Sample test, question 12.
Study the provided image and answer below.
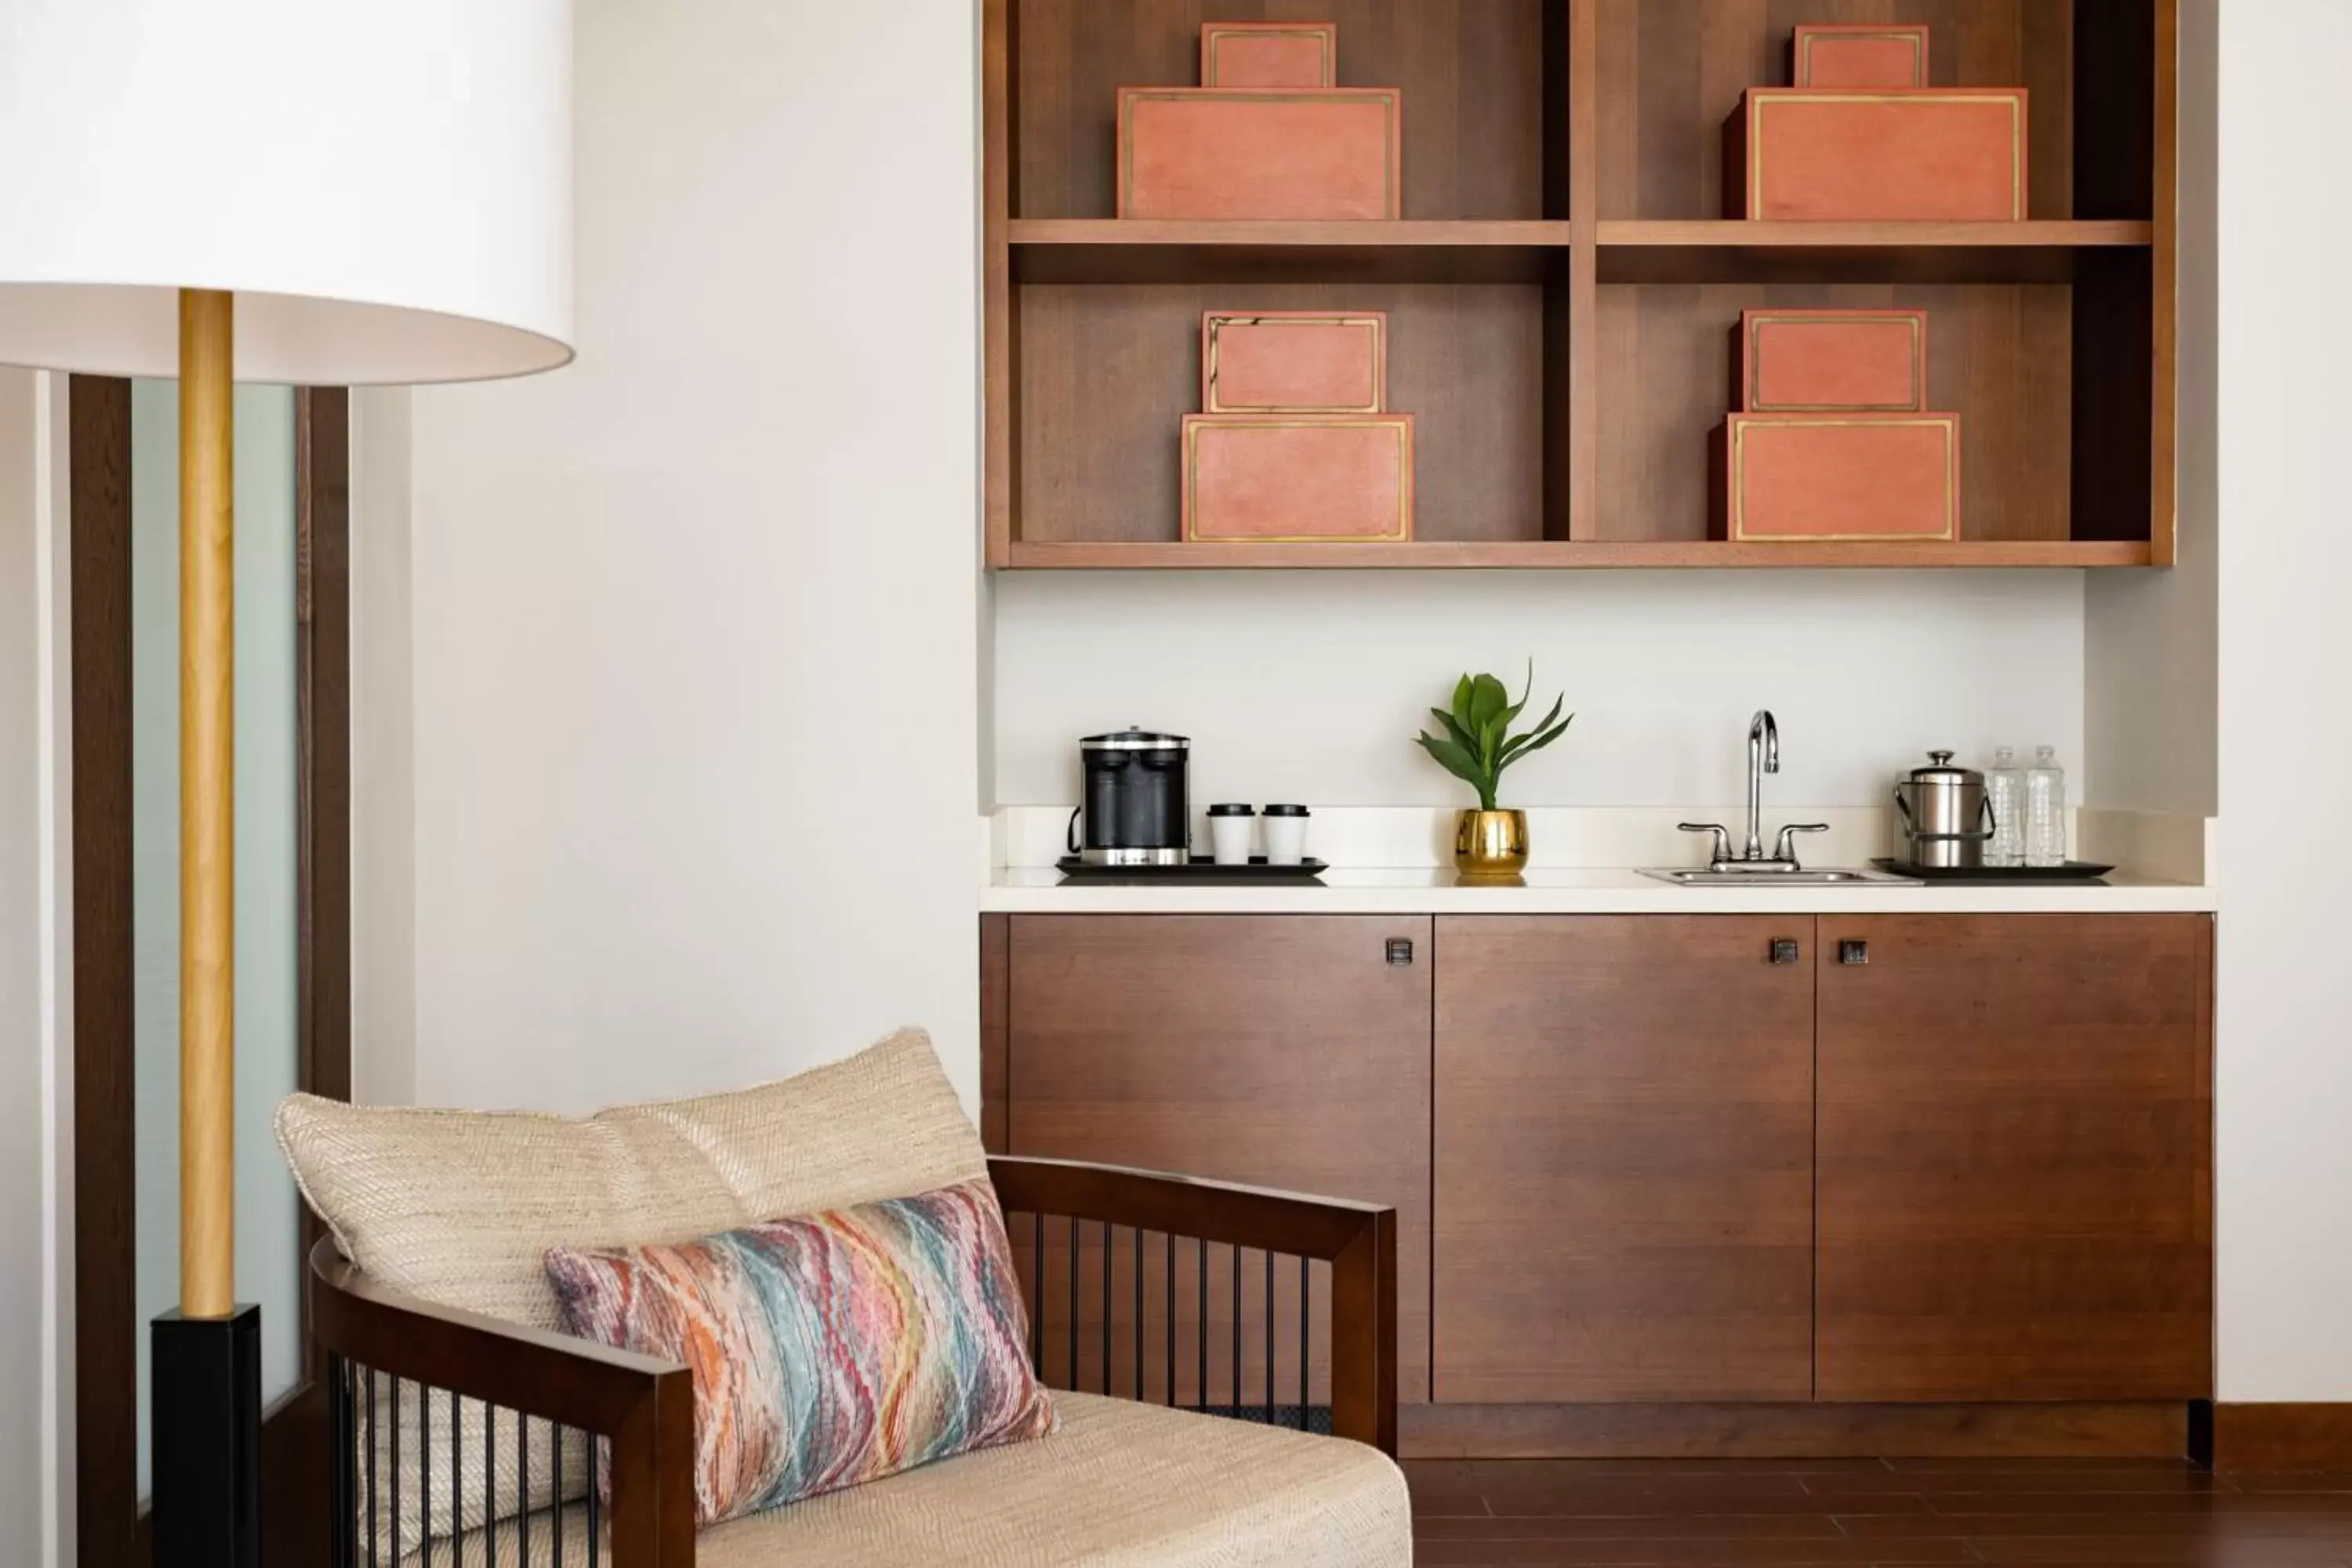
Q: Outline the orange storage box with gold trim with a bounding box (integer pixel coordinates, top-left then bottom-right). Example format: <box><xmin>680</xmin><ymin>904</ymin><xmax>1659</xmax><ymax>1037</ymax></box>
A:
<box><xmin>1790</xmin><ymin>24</ymin><xmax>1930</xmax><ymax>88</ymax></box>
<box><xmin>1201</xmin><ymin>22</ymin><xmax>1339</xmax><ymax>88</ymax></box>
<box><xmin>1714</xmin><ymin>412</ymin><xmax>1959</xmax><ymax>542</ymax></box>
<box><xmin>1725</xmin><ymin>88</ymin><xmax>2027</xmax><ymax>220</ymax></box>
<box><xmin>1203</xmin><ymin>310</ymin><xmax>1387</xmax><ymax>415</ymax></box>
<box><xmin>1734</xmin><ymin>309</ymin><xmax>1928</xmax><ymax>413</ymax></box>
<box><xmin>1181</xmin><ymin>414</ymin><xmax>1414</xmax><ymax>543</ymax></box>
<box><xmin>1118</xmin><ymin>88</ymin><xmax>1403</xmax><ymax>220</ymax></box>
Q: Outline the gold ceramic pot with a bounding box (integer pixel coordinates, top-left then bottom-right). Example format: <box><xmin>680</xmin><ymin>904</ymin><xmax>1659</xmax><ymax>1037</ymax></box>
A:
<box><xmin>1454</xmin><ymin>808</ymin><xmax>1530</xmax><ymax>877</ymax></box>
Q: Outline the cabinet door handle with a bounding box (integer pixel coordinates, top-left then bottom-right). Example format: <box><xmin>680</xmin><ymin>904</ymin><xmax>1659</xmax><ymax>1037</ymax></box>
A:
<box><xmin>1385</xmin><ymin>938</ymin><xmax>1414</xmax><ymax>967</ymax></box>
<box><xmin>1769</xmin><ymin>937</ymin><xmax>1802</xmax><ymax>966</ymax></box>
<box><xmin>1838</xmin><ymin>938</ymin><xmax>1870</xmax><ymax>966</ymax></box>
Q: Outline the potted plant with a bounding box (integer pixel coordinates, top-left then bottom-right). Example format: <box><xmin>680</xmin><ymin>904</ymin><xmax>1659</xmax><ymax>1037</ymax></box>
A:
<box><xmin>1414</xmin><ymin>664</ymin><xmax>1573</xmax><ymax>877</ymax></box>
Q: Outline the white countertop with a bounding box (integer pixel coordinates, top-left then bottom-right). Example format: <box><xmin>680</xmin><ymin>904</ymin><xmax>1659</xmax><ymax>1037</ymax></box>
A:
<box><xmin>982</xmin><ymin>866</ymin><xmax>2217</xmax><ymax>915</ymax></box>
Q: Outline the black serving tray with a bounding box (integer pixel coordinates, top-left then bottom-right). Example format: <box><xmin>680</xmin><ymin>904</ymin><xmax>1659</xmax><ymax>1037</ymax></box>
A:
<box><xmin>1057</xmin><ymin>855</ymin><xmax>1327</xmax><ymax>884</ymax></box>
<box><xmin>1873</xmin><ymin>858</ymin><xmax>2114</xmax><ymax>884</ymax></box>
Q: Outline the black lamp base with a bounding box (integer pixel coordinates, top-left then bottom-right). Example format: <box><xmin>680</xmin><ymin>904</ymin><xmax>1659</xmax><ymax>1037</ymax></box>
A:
<box><xmin>151</xmin><ymin>1305</ymin><xmax>261</xmax><ymax>1568</ymax></box>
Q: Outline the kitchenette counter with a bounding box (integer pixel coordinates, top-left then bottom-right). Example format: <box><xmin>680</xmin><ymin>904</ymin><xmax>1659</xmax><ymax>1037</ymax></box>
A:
<box><xmin>981</xmin><ymin>866</ymin><xmax>2217</xmax><ymax>915</ymax></box>
<box><xmin>984</xmin><ymin>804</ymin><xmax>2217</xmax><ymax>914</ymax></box>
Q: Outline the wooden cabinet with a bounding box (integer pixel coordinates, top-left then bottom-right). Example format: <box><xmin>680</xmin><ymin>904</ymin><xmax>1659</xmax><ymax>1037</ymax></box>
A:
<box><xmin>1814</xmin><ymin>915</ymin><xmax>2213</xmax><ymax>1402</ymax></box>
<box><xmin>1433</xmin><ymin>916</ymin><xmax>1816</xmax><ymax>1402</ymax></box>
<box><xmin>1005</xmin><ymin>914</ymin><xmax>1434</xmax><ymax>1403</ymax></box>
<box><xmin>991</xmin><ymin>909</ymin><xmax>2214</xmax><ymax>1426</ymax></box>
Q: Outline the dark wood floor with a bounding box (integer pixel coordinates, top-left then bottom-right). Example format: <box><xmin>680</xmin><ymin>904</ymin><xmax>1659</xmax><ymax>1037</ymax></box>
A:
<box><xmin>1402</xmin><ymin>1457</ymin><xmax>2352</xmax><ymax>1566</ymax></box>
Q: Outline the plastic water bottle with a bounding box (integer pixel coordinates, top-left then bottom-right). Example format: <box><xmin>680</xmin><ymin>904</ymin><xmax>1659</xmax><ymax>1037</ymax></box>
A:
<box><xmin>1984</xmin><ymin>746</ymin><xmax>2026</xmax><ymax>867</ymax></box>
<box><xmin>2024</xmin><ymin>746</ymin><xmax>2067</xmax><ymax>868</ymax></box>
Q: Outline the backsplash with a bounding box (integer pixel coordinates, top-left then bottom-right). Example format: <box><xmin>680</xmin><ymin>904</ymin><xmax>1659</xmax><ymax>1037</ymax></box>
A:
<box><xmin>992</xmin><ymin>569</ymin><xmax>2087</xmax><ymax>808</ymax></box>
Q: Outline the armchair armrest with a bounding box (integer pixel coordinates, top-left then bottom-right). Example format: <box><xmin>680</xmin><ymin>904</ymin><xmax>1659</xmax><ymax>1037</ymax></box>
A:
<box><xmin>986</xmin><ymin>1156</ymin><xmax>1399</xmax><ymax>1456</ymax></box>
<box><xmin>308</xmin><ymin>1236</ymin><xmax>695</xmax><ymax>1566</ymax></box>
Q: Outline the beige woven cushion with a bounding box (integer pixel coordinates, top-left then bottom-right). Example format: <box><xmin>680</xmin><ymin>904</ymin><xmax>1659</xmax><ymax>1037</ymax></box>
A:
<box><xmin>278</xmin><ymin>1027</ymin><xmax>988</xmax><ymax>1555</ymax></box>
<box><xmin>277</xmin><ymin>1026</ymin><xmax>986</xmax><ymax>1332</ymax></box>
<box><xmin>415</xmin><ymin>1394</ymin><xmax>1412</xmax><ymax>1568</ymax></box>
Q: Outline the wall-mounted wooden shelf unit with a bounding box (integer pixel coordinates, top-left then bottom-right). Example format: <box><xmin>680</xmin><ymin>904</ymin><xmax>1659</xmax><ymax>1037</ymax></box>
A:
<box><xmin>982</xmin><ymin>1</ymin><xmax>2177</xmax><ymax>571</ymax></box>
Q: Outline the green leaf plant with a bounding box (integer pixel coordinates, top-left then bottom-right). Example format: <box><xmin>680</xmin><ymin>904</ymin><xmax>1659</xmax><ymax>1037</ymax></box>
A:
<box><xmin>1413</xmin><ymin>662</ymin><xmax>1574</xmax><ymax>812</ymax></box>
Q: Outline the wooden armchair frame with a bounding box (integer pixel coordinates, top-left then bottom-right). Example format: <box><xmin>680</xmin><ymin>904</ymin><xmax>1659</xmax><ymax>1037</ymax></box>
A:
<box><xmin>308</xmin><ymin>1156</ymin><xmax>1399</xmax><ymax>1567</ymax></box>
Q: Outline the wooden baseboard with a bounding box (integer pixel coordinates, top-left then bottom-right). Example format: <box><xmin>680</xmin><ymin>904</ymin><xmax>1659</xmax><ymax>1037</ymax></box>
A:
<box><xmin>1399</xmin><ymin>1401</ymin><xmax>2191</xmax><ymax>1460</ymax></box>
<box><xmin>2211</xmin><ymin>1403</ymin><xmax>2352</xmax><ymax>1471</ymax></box>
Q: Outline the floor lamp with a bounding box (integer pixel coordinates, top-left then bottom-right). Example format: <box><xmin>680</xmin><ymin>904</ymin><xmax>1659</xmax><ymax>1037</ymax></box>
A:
<box><xmin>0</xmin><ymin>3</ymin><xmax>573</xmax><ymax>1560</ymax></box>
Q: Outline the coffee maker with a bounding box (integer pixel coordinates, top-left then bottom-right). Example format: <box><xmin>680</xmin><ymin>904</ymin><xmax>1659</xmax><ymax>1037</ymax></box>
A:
<box><xmin>1068</xmin><ymin>730</ymin><xmax>1191</xmax><ymax>866</ymax></box>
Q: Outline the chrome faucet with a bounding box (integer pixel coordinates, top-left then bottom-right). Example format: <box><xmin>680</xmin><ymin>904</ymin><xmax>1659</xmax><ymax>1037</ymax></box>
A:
<box><xmin>1678</xmin><ymin>710</ymin><xmax>1830</xmax><ymax>870</ymax></box>
<box><xmin>1745</xmin><ymin>709</ymin><xmax>1777</xmax><ymax>862</ymax></box>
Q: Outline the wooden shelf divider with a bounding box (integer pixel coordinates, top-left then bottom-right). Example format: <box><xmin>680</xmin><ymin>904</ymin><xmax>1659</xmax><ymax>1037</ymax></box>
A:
<box><xmin>1010</xmin><ymin>220</ymin><xmax>1574</xmax><ymax>285</ymax></box>
<box><xmin>1561</xmin><ymin>0</ymin><xmax>1599</xmax><ymax>543</ymax></box>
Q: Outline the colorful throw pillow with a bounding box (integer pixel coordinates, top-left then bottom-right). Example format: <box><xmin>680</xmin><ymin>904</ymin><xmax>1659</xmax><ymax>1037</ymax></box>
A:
<box><xmin>544</xmin><ymin>1178</ymin><xmax>1054</xmax><ymax>1525</ymax></box>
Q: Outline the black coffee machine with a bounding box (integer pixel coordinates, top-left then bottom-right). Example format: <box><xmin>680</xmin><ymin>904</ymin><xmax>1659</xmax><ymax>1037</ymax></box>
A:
<box><xmin>1068</xmin><ymin>730</ymin><xmax>1190</xmax><ymax>866</ymax></box>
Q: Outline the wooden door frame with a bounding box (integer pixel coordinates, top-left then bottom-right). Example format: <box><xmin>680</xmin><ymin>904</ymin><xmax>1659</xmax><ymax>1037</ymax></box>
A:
<box><xmin>70</xmin><ymin>373</ymin><xmax>136</xmax><ymax>1568</ymax></box>
<box><xmin>70</xmin><ymin>379</ymin><xmax>350</xmax><ymax>1566</ymax></box>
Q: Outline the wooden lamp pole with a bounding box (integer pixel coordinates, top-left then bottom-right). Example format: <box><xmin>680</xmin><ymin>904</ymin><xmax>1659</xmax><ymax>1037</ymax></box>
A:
<box><xmin>149</xmin><ymin>288</ymin><xmax>264</xmax><ymax>1564</ymax></box>
<box><xmin>179</xmin><ymin>289</ymin><xmax>237</xmax><ymax>1323</ymax></box>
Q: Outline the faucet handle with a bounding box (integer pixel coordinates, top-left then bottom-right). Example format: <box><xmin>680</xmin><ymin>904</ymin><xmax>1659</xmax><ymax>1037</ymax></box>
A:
<box><xmin>1772</xmin><ymin>822</ymin><xmax>1831</xmax><ymax>867</ymax></box>
<box><xmin>1678</xmin><ymin>822</ymin><xmax>1734</xmax><ymax>867</ymax></box>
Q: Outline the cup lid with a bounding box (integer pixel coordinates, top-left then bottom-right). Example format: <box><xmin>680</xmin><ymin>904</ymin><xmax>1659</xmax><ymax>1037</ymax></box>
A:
<box><xmin>1262</xmin><ymin>803</ymin><xmax>1310</xmax><ymax>817</ymax></box>
<box><xmin>1207</xmin><ymin>803</ymin><xmax>1256</xmax><ymax>816</ymax></box>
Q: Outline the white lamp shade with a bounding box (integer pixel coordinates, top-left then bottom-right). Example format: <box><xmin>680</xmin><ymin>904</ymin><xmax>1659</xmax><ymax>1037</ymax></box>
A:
<box><xmin>0</xmin><ymin>0</ymin><xmax>572</xmax><ymax>384</ymax></box>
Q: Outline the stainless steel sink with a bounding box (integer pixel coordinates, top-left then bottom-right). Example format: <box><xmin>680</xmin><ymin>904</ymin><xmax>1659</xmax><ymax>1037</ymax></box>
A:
<box><xmin>1638</xmin><ymin>866</ymin><xmax>1922</xmax><ymax>887</ymax></box>
<box><xmin>1650</xmin><ymin>712</ymin><xmax>1923</xmax><ymax>887</ymax></box>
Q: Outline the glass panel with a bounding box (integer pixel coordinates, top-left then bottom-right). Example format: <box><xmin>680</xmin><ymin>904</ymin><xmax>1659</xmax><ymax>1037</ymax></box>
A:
<box><xmin>130</xmin><ymin>379</ymin><xmax>303</xmax><ymax>1501</ymax></box>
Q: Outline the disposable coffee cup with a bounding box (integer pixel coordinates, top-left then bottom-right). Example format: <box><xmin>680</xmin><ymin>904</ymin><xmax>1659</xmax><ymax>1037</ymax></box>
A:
<box><xmin>1207</xmin><ymin>804</ymin><xmax>1257</xmax><ymax>866</ymax></box>
<box><xmin>1262</xmin><ymin>804</ymin><xmax>1310</xmax><ymax>866</ymax></box>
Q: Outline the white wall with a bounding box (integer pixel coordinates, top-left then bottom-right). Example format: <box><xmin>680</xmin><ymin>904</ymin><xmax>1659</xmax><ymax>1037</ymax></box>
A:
<box><xmin>0</xmin><ymin>368</ymin><xmax>49</xmax><ymax>1566</ymax></box>
<box><xmin>1</xmin><ymin>370</ymin><xmax>74</xmax><ymax>1565</ymax></box>
<box><xmin>397</xmin><ymin>0</ymin><xmax>983</xmax><ymax>1114</ymax></box>
<box><xmin>351</xmin><ymin>388</ymin><xmax>417</xmax><ymax>1107</ymax></box>
<box><xmin>358</xmin><ymin>0</ymin><xmax>2352</xmax><ymax>1413</ymax></box>
<box><xmin>2085</xmin><ymin>2</ymin><xmax>2219</xmax><ymax>821</ymax></box>
<box><xmin>996</xmin><ymin>570</ymin><xmax>2085</xmax><ymax>810</ymax></box>
<box><xmin>2212</xmin><ymin>0</ymin><xmax>2352</xmax><ymax>1401</ymax></box>
<box><xmin>37</xmin><ymin>375</ymin><xmax>71</xmax><ymax>1568</ymax></box>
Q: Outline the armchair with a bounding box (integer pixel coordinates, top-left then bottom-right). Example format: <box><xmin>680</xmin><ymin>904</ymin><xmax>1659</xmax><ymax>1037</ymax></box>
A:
<box><xmin>307</xmin><ymin>1153</ymin><xmax>1399</xmax><ymax>1566</ymax></box>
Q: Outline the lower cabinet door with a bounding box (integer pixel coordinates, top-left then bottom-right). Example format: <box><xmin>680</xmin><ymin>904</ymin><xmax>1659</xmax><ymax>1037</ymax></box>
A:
<box><xmin>1814</xmin><ymin>914</ymin><xmax>2214</xmax><ymax>1402</ymax></box>
<box><xmin>1433</xmin><ymin>916</ymin><xmax>1817</xmax><ymax>1403</ymax></box>
<box><xmin>1006</xmin><ymin>914</ymin><xmax>1434</xmax><ymax>1404</ymax></box>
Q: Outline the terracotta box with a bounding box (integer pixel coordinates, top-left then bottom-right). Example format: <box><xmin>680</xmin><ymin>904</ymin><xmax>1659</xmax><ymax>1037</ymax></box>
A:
<box><xmin>1790</xmin><ymin>24</ymin><xmax>1930</xmax><ymax>88</ymax></box>
<box><xmin>1119</xmin><ymin>88</ymin><xmax>1403</xmax><ymax>220</ymax></box>
<box><xmin>1715</xmin><ymin>412</ymin><xmax>1959</xmax><ymax>542</ymax></box>
<box><xmin>1201</xmin><ymin>22</ymin><xmax>1339</xmax><ymax>88</ymax></box>
<box><xmin>1734</xmin><ymin>309</ymin><xmax>1928</xmax><ymax>413</ymax></box>
<box><xmin>1181</xmin><ymin>414</ymin><xmax>1415</xmax><ymax>543</ymax></box>
<box><xmin>1725</xmin><ymin>89</ymin><xmax>2027</xmax><ymax>221</ymax></box>
<box><xmin>1203</xmin><ymin>310</ymin><xmax>1387</xmax><ymax>414</ymax></box>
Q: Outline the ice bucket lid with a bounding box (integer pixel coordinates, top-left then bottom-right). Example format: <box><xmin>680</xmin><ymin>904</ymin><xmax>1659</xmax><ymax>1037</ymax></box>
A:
<box><xmin>1082</xmin><ymin>730</ymin><xmax>1190</xmax><ymax>752</ymax></box>
<box><xmin>1903</xmin><ymin>749</ymin><xmax>1981</xmax><ymax>786</ymax></box>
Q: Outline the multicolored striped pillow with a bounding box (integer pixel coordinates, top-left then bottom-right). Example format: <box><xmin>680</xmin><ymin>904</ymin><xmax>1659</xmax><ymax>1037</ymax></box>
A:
<box><xmin>544</xmin><ymin>1178</ymin><xmax>1054</xmax><ymax>1524</ymax></box>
